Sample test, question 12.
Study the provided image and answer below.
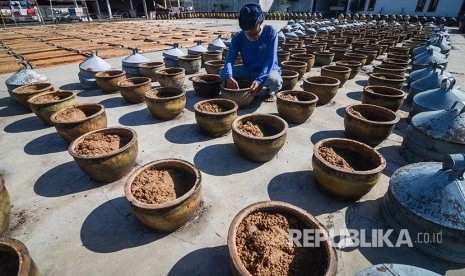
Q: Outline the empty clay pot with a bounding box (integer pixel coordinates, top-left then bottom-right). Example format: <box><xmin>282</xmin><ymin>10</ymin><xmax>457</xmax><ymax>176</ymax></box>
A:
<box><xmin>314</xmin><ymin>51</ymin><xmax>335</xmax><ymax>66</ymax></box>
<box><xmin>343</xmin><ymin>53</ymin><xmax>367</xmax><ymax>66</ymax></box>
<box><xmin>382</xmin><ymin>58</ymin><xmax>409</xmax><ymax>68</ymax></box>
<box><xmin>178</xmin><ymin>55</ymin><xmax>201</xmax><ymax>75</ymax></box>
<box><xmin>368</xmin><ymin>73</ymin><xmax>406</xmax><ymax>89</ymax></box>
<box><xmin>280</xmin><ymin>70</ymin><xmax>299</xmax><ymax>91</ymax></box>
<box><xmin>321</xmin><ymin>65</ymin><xmax>351</xmax><ymax>87</ymax></box>
<box><xmin>192</xmin><ymin>74</ymin><xmax>222</xmax><ymax>97</ymax></box>
<box><xmin>28</xmin><ymin>91</ymin><xmax>78</xmax><ymax>126</ymax></box>
<box><xmin>387</xmin><ymin>52</ymin><xmax>410</xmax><ymax>62</ymax></box>
<box><xmin>117</xmin><ymin>77</ymin><xmax>152</xmax><ymax>104</ymax></box>
<box><xmin>145</xmin><ymin>87</ymin><xmax>186</xmax><ymax>120</ymax></box>
<box><xmin>124</xmin><ymin>159</ymin><xmax>201</xmax><ymax>232</ymax></box>
<box><xmin>155</xmin><ymin>67</ymin><xmax>185</xmax><ymax>89</ymax></box>
<box><xmin>68</xmin><ymin>127</ymin><xmax>138</xmax><ymax>182</ymax></box>
<box><xmin>0</xmin><ymin>238</ymin><xmax>40</xmax><ymax>275</ymax></box>
<box><xmin>194</xmin><ymin>99</ymin><xmax>238</xmax><ymax>136</ymax></box>
<box><xmin>0</xmin><ymin>176</ymin><xmax>11</xmax><ymax>237</ymax></box>
<box><xmin>276</xmin><ymin>90</ymin><xmax>318</xmax><ymax>124</ymax></box>
<box><xmin>362</xmin><ymin>85</ymin><xmax>405</xmax><ymax>112</ymax></box>
<box><xmin>281</xmin><ymin>42</ymin><xmax>298</xmax><ymax>51</ymax></box>
<box><xmin>204</xmin><ymin>60</ymin><xmax>224</xmax><ymax>75</ymax></box>
<box><xmin>303</xmin><ymin>76</ymin><xmax>340</xmax><ymax>105</ymax></box>
<box><xmin>329</xmin><ymin>47</ymin><xmax>349</xmax><ymax>61</ymax></box>
<box><xmin>12</xmin><ymin>82</ymin><xmax>54</xmax><ymax>111</ymax></box>
<box><xmin>232</xmin><ymin>113</ymin><xmax>288</xmax><ymax>162</ymax></box>
<box><xmin>388</xmin><ymin>46</ymin><xmax>410</xmax><ymax>55</ymax></box>
<box><xmin>202</xmin><ymin>51</ymin><xmax>222</xmax><ymax>63</ymax></box>
<box><xmin>290</xmin><ymin>53</ymin><xmax>315</xmax><ymax>72</ymax></box>
<box><xmin>95</xmin><ymin>69</ymin><xmax>126</xmax><ymax>93</ymax></box>
<box><xmin>336</xmin><ymin>61</ymin><xmax>362</xmax><ymax>79</ymax></box>
<box><xmin>281</xmin><ymin>60</ymin><xmax>307</xmax><ymax>80</ymax></box>
<box><xmin>373</xmin><ymin>64</ymin><xmax>406</xmax><ymax>76</ymax></box>
<box><xmin>289</xmin><ymin>48</ymin><xmax>307</xmax><ymax>56</ymax></box>
<box><xmin>277</xmin><ymin>50</ymin><xmax>291</xmax><ymax>64</ymax></box>
<box><xmin>51</xmin><ymin>103</ymin><xmax>107</xmax><ymax>143</ymax></box>
<box><xmin>220</xmin><ymin>80</ymin><xmax>254</xmax><ymax>109</ymax></box>
<box><xmin>354</xmin><ymin>49</ymin><xmax>377</xmax><ymax>65</ymax></box>
<box><xmin>139</xmin><ymin>62</ymin><xmax>165</xmax><ymax>82</ymax></box>
<box><xmin>306</xmin><ymin>44</ymin><xmax>325</xmax><ymax>54</ymax></box>
<box><xmin>313</xmin><ymin>138</ymin><xmax>386</xmax><ymax>200</ymax></box>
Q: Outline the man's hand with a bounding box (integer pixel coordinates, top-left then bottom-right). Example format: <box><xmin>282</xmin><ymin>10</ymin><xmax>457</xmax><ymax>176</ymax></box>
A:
<box><xmin>250</xmin><ymin>81</ymin><xmax>260</xmax><ymax>95</ymax></box>
<box><xmin>226</xmin><ymin>77</ymin><xmax>239</xmax><ymax>89</ymax></box>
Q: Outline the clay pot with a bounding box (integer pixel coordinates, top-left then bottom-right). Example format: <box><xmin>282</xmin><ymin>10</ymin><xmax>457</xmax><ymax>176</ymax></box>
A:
<box><xmin>51</xmin><ymin>103</ymin><xmax>107</xmax><ymax>143</ymax></box>
<box><xmin>312</xmin><ymin>138</ymin><xmax>386</xmax><ymax>200</ymax></box>
<box><xmin>194</xmin><ymin>99</ymin><xmax>238</xmax><ymax>136</ymax></box>
<box><xmin>305</xmin><ymin>44</ymin><xmax>324</xmax><ymax>54</ymax></box>
<box><xmin>280</xmin><ymin>70</ymin><xmax>299</xmax><ymax>91</ymax></box>
<box><xmin>321</xmin><ymin>65</ymin><xmax>351</xmax><ymax>87</ymax></box>
<box><xmin>204</xmin><ymin>60</ymin><xmax>224</xmax><ymax>75</ymax></box>
<box><xmin>28</xmin><ymin>91</ymin><xmax>77</xmax><ymax>126</ymax></box>
<box><xmin>139</xmin><ymin>62</ymin><xmax>165</xmax><ymax>82</ymax></box>
<box><xmin>0</xmin><ymin>176</ymin><xmax>11</xmax><ymax>237</ymax></box>
<box><xmin>124</xmin><ymin>159</ymin><xmax>201</xmax><ymax>232</ymax></box>
<box><xmin>202</xmin><ymin>51</ymin><xmax>222</xmax><ymax>63</ymax></box>
<box><xmin>12</xmin><ymin>83</ymin><xmax>54</xmax><ymax>111</ymax></box>
<box><xmin>69</xmin><ymin>127</ymin><xmax>138</xmax><ymax>183</ymax></box>
<box><xmin>155</xmin><ymin>67</ymin><xmax>185</xmax><ymax>89</ymax></box>
<box><xmin>192</xmin><ymin>74</ymin><xmax>222</xmax><ymax>98</ymax></box>
<box><xmin>362</xmin><ymin>85</ymin><xmax>405</xmax><ymax>112</ymax></box>
<box><xmin>0</xmin><ymin>238</ymin><xmax>40</xmax><ymax>275</ymax></box>
<box><xmin>329</xmin><ymin>47</ymin><xmax>349</xmax><ymax>61</ymax></box>
<box><xmin>336</xmin><ymin>61</ymin><xmax>362</xmax><ymax>79</ymax></box>
<box><xmin>314</xmin><ymin>51</ymin><xmax>335</xmax><ymax>66</ymax></box>
<box><xmin>382</xmin><ymin>58</ymin><xmax>409</xmax><ymax>68</ymax></box>
<box><xmin>368</xmin><ymin>73</ymin><xmax>406</xmax><ymax>89</ymax></box>
<box><xmin>281</xmin><ymin>42</ymin><xmax>298</xmax><ymax>51</ymax></box>
<box><xmin>343</xmin><ymin>53</ymin><xmax>367</xmax><ymax>66</ymax></box>
<box><xmin>290</xmin><ymin>53</ymin><xmax>315</xmax><ymax>72</ymax></box>
<box><xmin>388</xmin><ymin>46</ymin><xmax>410</xmax><ymax>55</ymax></box>
<box><xmin>117</xmin><ymin>77</ymin><xmax>152</xmax><ymax>104</ymax></box>
<box><xmin>232</xmin><ymin>113</ymin><xmax>288</xmax><ymax>162</ymax></box>
<box><xmin>145</xmin><ymin>87</ymin><xmax>186</xmax><ymax>120</ymax></box>
<box><xmin>354</xmin><ymin>49</ymin><xmax>377</xmax><ymax>65</ymax></box>
<box><xmin>281</xmin><ymin>60</ymin><xmax>307</xmax><ymax>80</ymax></box>
<box><xmin>303</xmin><ymin>76</ymin><xmax>340</xmax><ymax>105</ymax></box>
<box><xmin>373</xmin><ymin>64</ymin><xmax>406</xmax><ymax>76</ymax></box>
<box><xmin>276</xmin><ymin>90</ymin><xmax>318</xmax><ymax>124</ymax></box>
<box><xmin>277</xmin><ymin>50</ymin><xmax>290</xmax><ymax>64</ymax></box>
<box><xmin>95</xmin><ymin>70</ymin><xmax>126</xmax><ymax>93</ymax></box>
<box><xmin>387</xmin><ymin>52</ymin><xmax>410</xmax><ymax>62</ymax></box>
<box><xmin>228</xmin><ymin>201</ymin><xmax>337</xmax><ymax>276</ymax></box>
<box><xmin>220</xmin><ymin>80</ymin><xmax>254</xmax><ymax>109</ymax></box>
<box><xmin>363</xmin><ymin>44</ymin><xmax>383</xmax><ymax>57</ymax></box>
<box><xmin>289</xmin><ymin>48</ymin><xmax>307</xmax><ymax>56</ymax></box>
<box><xmin>178</xmin><ymin>55</ymin><xmax>201</xmax><ymax>74</ymax></box>
<box><xmin>352</xmin><ymin>39</ymin><xmax>370</xmax><ymax>50</ymax></box>
<box><xmin>288</xmin><ymin>39</ymin><xmax>304</xmax><ymax>48</ymax></box>
<box><xmin>344</xmin><ymin>104</ymin><xmax>400</xmax><ymax>147</ymax></box>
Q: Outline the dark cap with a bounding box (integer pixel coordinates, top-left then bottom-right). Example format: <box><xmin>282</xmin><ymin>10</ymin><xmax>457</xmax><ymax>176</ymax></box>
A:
<box><xmin>238</xmin><ymin>3</ymin><xmax>265</xmax><ymax>31</ymax></box>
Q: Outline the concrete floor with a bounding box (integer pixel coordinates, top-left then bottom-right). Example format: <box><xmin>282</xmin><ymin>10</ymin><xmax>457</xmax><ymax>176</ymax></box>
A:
<box><xmin>1</xmin><ymin>19</ymin><xmax>465</xmax><ymax>275</ymax></box>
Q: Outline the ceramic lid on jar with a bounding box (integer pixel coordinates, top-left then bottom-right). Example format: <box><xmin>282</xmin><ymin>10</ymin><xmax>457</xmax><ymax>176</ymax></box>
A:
<box><xmin>163</xmin><ymin>43</ymin><xmax>185</xmax><ymax>60</ymax></box>
<box><xmin>413</xmin><ymin>47</ymin><xmax>448</xmax><ymax>67</ymax></box>
<box><xmin>284</xmin><ymin>32</ymin><xmax>298</xmax><ymax>39</ymax></box>
<box><xmin>305</xmin><ymin>28</ymin><xmax>317</xmax><ymax>35</ymax></box>
<box><xmin>411</xmin><ymin>70</ymin><xmax>447</xmax><ymax>93</ymax></box>
<box><xmin>413</xmin><ymin>78</ymin><xmax>465</xmax><ymax>113</ymax></box>
<box><xmin>277</xmin><ymin>31</ymin><xmax>286</xmax><ymax>41</ymax></box>
<box><xmin>122</xmin><ymin>48</ymin><xmax>150</xmax><ymax>64</ymax></box>
<box><xmin>79</xmin><ymin>52</ymin><xmax>111</xmax><ymax>72</ymax></box>
<box><xmin>413</xmin><ymin>43</ymin><xmax>442</xmax><ymax>56</ymax></box>
<box><xmin>431</xmin><ymin>37</ymin><xmax>452</xmax><ymax>53</ymax></box>
<box><xmin>187</xmin><ymin>41</ymin><xmax>208</xmax><ymax>55</ymax></box>
<box><xmin>410</xmin><ymin>62</ymin><xmax>452</xmax><ymax>82</ymax></box>
<box><xmin>287</xmin><ymin>20</ymin><xmax>295</xmax><ymax>25</ymax></box>
<box><xmin>297</xmin><ymin>19</ymin><xmax>305</xmax><ymax>24</ymax></box>
<box><xmin>209</xmin><ymin>35</ymin><xmax>226</xmax><ymax>49</ymax></box>
<box><xmin>282</xmin><ymin>25</ymin><xmax>292</xmax><ymax>33</ymax></box>
<box><xmin>294</xmin><ymin>30</ymin><xmax>305</xmax><ymax>37</ymax></box>
<box><xmin>5</xmin><ymin>61</ymin><xmax>48</xmax><ymax>87</ymax></box>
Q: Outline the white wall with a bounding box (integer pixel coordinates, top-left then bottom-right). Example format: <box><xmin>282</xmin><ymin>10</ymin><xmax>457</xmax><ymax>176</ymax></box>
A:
<box><xmin>369</xmin><ymin>0</ymin><xmax>463</xmax><ymax>17</ymax></box>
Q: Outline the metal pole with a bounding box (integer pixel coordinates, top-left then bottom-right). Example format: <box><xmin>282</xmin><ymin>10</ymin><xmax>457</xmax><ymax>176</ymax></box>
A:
<box><xmin>105</xmin><ymin>0</ymin><xmax>112</xmax><ymax>19</ymax></box>
<box><xmin>142</xmin><ymin>0</ymin><xmax>148</xmax><ymax>18</ymax></box>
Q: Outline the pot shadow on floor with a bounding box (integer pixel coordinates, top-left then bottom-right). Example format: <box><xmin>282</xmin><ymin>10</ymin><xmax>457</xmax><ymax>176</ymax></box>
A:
<box><xmin>80</xmin><ymin>196</ymin><xmax>167</xmax><ymax>253</ymax></box>
<box><xmin>399</xmin><ymin>100</ymin><xmax>412</xmax><ymax>113</ymax></box>
<box><xmin>0</xmin><ymin>97</ymin><xmax>13</xmax><ymax>107</ymax></box>
<box><xmin>0</xmin><ymin>104</ymin><xmax>28</xmax><ymax>117</ymax></box>
<box><xmin>4</xmin><ymin>115</ymin><xmax>49</xmax><ymax>133</ymax></box>
<box><xmin>346</xmin><ymin>91</ymin><xmax>362</xmax><ymax>101</ymax></box>
<box><xmin>310</xmin><ymin>129</ymin><xmax>345</xmax><ymax>145</ymax></box>
<box><xmin>24</xmin><ymin>132</ymin><xmax>67</xmax><ymax>155</ymax></box>
<box><xmin>344</xmin><ymin>198</ymin><xmax>465</xmax><ymax>274</ymax></box>
<box><xmin>185</xmin><ymin>89</ymin><xmax>205</xmax><ymax>113</ymax></box>
<box><xmin>59</xmin><ymin>83</ymin><xmax>83</xmax><ymax>91</ymax></box>
<box><xmin>77</xmin><ymin>88</ymin><xmax>102</xmax><ymax>98</ymax></box>
<box><xmin>118</xmin><ymin>108</ymin><xmax>163</xmax><ymax>126</ymax></box>
<box><xmin>98</xmin><ymin>96</ymin><xmax>131</xmax><ymax>109</ymax></box>
<box><xmin>267</xmin><ymin>171</ymin><xmax>348</xmax><ymax>216</ymax></box>
<box><xmin>34</xmin><ymin>161</ymin><xmax>100</xmax><ymax>197</ymax></box>
<box><xmin>335</xmin><ymin>107</ymin><xmax>346</xmax><ymax>118</ymax></box>
<box><xmin>377</xmin><ymin>145</ymin><xmax>407</xmax><ymax>177</ymax></box>
<box><xmin>165</xmin><ymin>123</ymin><xmax>215</xmax><ymax>144</ymax></box>
<box><xmin>167</xmin><ymin>245</ymin><xmax>231</xmax><ymax>276</ymax></box>
<box><xmin>193</xmin><ymin>143</ymin><xmax>263</xmax><ymax>176</ymax></box>
<box><xmin>355</xmin><ymin>80</ymin><xmax>368</xmax><ymax>87</ymax></box>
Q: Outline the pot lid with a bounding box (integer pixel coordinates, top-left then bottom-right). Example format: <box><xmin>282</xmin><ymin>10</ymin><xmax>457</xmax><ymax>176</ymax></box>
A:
<box><xmin>294</xmin><ymin>30</ymin><xmax>305</xmax><ymax>37</ymax></box>
<box><xmin>355</xmin><ymin>264</ymin><xmax>440</xmax><ymax>276</ymax></box>
<box><xmin>208</xmin><ymin>35</ymin><xmax>226</xmax><ymax>49</ymax></box>
<box><xmin>284</xmin><ymin>32</ymin><xmax>298</xmax><ymax>39</ymax></box>
<box><xmin>410</xmin><ymin>69</ymin><xmax>447</xmax><ymax>93</ymax></box>
<box><xmin>224</xmin><ymin>36</ymin><xmax>233</xmax><ymax>46</ymax></box>
<box><xmin>389</xmin><ymin>153</ymin><xmax>465</xmax><ymax>231</ymax></box>
<box><xmin>187</xmin><ymin>41</ymin><xmax>208</xmax><ymax>55</ymax></box>
<box><xmin>282</xmin><ymin>25</ymin><xmax>292</xmax><ymax>33</ymax></box>
<box><xmin>162</xmin><ymin>43</ymin><xmax>185</xmax><ymax>60</ymax></box>
<box><xmin>287</xmin><ymin>20</ymin><xmax>294</xmax><ymax>25</ymax></box>
<box><xmin>412</xmin><ymin>43</ymin><xmax>441</xmax><ymax>56</ymax></box>
<box><xmin>413</xmin><ymin>78</ymin><xmax>465</xmax><ymax>113</ymax></box>
<box><xmin>412</xmin><ymin>47</ymin><xmax>448</xmax><ymax>67</ymax></box>
<box><xmin>122</xmin><ymin>48</ymin><xmax>150</xmax><ymax>64</ymax></box>
<box><xmin>79</xmin><ymin>51</ymin><xmax>111</xmax><ymax>72</ymax></box>
<box><xmin>297</xmin><ymin>19</ymin><xmax>305</xmax><ymax>24</ymax></box>
<box><xmin>430</xmin><ymin>37</ymin><xmax>452</xmax><ymax>53</ymax></box>
<box><xmin>5</xmin><ymin>61</ymin><xmax>48</xmax><ymax>87</ymax></box>
<box><xmin>277</xmin><ymin>31</ymin><xmax>286</xmax><ymax>41</ymax></box>
<box><xmin>410</xmin><ymin>62</ymin><xmax>452</xmax><ymax>82</ymax></box>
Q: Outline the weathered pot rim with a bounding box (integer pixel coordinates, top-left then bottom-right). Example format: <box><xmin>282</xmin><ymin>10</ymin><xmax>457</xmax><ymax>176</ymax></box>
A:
<box><xmin>343</xmin><ymin>53</ymin><xmax>368</xmax><ymax>58</ymax></box>
<box><xmin>355</xmin><ymin>49</ymin><xmax>378</xmax><ymax>54</ymax></box>
<box><xmin>277</xmin><ymin>50</ymin><xmax>290</xmax><ymax>55</ymax></box>
<box><xmin>221</xmin><ymin>79</ymin><xmax>253</xmax><ymax>93</ymax></box>
<box><xmin>329</xmin><ymin>47</ymin><xmax>348</xmax><ymax>51</ymax></box>
<box><xmin>277</xmin><ymin>90</ymin><xmax>319</xmax><ymax>104</ymax></box>
<box><xmin>139</xmin><ymin>61</ymin><xmax>164</xmax><ymax>68</ymax></box>
<box><xmin>117</xmin><ymin>77</ymin><xmax>151</xmax><ymax>88</ymax></box>
<box><xmin>374</xmin><ymin>64</ymin><xmax>406</xmax><ymax>70</ymax></box>
<box><xmin>124</xmin><ymin>158</ymin><xmax>201</xmax><ymax>209</ymax></box>
<box><xmin>314</xmin><ymin>138</ymin><xmax>386</xmax><ymax>174</ymax></box>
<box><xmin>232</xmin><ymin>113</ymin><xmax>288</xmax><ymax>141</ymax></box>
<box><xmin>0</xmin><ymin>238</ymin><xmax>33</xmax><ymax>275</ymax></box>
<box><xmin>95</xmin><ymin>70</ymin><xmax>125</xmax><ymax>78</ymax></box>
<box><xmin>322</xmin><ymin>65</ymin><xmax>351</xmax><ymax>73</ymax></box>
<box><xmin>68</xmin><ymin>126</ymin><xmax>137</xmax><ymax>159</ymax></box>
<box><xmin>155</xmin><ymin>67</ymin><xmax>185</xmax><ymax>76</ymax></box>
<box><xmin>191</xmin><ymin>74</ymin><xmax>222</xmax><ymax>84</ymax></box>
<box><xmin>383</xmin><ymin>58</ymin><xmax>409</xmax><ymax>65</ymax></box>
<box><xmin>12</xmin><ymin>82</ymin><xmax>53</xmax><ymax>95</ymax></box>
<box><xmin>194</xmin><ymin>98</ymin><xmax>238</xmax><ymax>115</ymax></box>
<box><xmin>370</xmin><ymin>73</ymin><xmax>406</xmax><ymax>82</ymax></box>
<box><xmin>314</xmin><ymin>51</ymin><xmax>335</xmax><ymax>56</ymax></box>
<box><xmin>145</xmin><ymin>87</ymin><xmax>186</xmax><ymax>100</ymax></box>
<box><xmin>281</xmin><ymin>70</ymin><xmax>299</xmax><ymax>78</ymax></box>
<box><xmin>304</xmin><ymin>76</ymin><xmax>341</xmax><ymax>86</ymax></box>
<box><xmin>204</xmin><ymin>60</ymin><xmax>225</xmax><ymax>66</ymax></box>
<box><xmin>51</xmin><ymin>103</ymin><xmax>105</xmax><ymax>125</ymax></box>
<box><xmin>227</xmin><ymin>201</ymin><xmax>337</xmax><ymax>276</ymax></box>
<box><xmin>363</xmin><ymin>86</ymin><xmax>405</xmax><ymax>98</ymax></box>
<box><xmin>290</xmin><ymin>53</ymin><xmax>315</xmax><ymax>59</ymax></box>
<box><xmin>336</xmin><ymin>61</ymin><xmax>362</xmax><ymax>67</ymax></box>
<box><xmin>178</xmin><ymin>55</ymin><xmax>202</xmax><ymax>61</ymax></box>
<box><xmin>203</xmin><ymin>51</ymin><xmax>222</xmax><ymax>55</ymax></box>
<box><xmin>27</xmin><ymin>90</ymin><xmax>74</xmax><ymax>106</ymax></box>
<box><xmin>281</xmin><ymin>60</ymin><xmax>307</xmax><ymax>67</ymax></box>
<box><xmin>345</xmin><ymin>103</ymin><xmax>400</xmax><ymax>124</ymax></box>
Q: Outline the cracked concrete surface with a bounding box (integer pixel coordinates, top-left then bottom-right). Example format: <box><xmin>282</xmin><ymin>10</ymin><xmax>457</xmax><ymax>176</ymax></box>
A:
<box><xmin>1</xmin><ymin>19</ymin><xmax>465</xmax><ymax>275</ymax></box>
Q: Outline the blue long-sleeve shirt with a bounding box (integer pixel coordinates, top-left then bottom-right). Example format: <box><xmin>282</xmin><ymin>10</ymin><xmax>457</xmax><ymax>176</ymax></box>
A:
<box><xmin>222</xmin><ymin>25</ymin><xmax>281</xmax><ymax>86</ymax></box>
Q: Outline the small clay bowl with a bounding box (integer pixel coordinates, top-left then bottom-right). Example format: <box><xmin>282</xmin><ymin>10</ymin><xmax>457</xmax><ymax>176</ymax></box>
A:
<box><xmin>290</xmin><ymin>53</ymin><xmax>315</xmax><ymax>72</ymax></box>
<box><xmin>95</xmin><ymin>70</ymin><xmax>126</xmax><ymax>93</ymax></box>
<box><xmin>145</xmin><ymin>87</ymin><xmax>186</xmax><ymax>120</ymax></box>
<box><xmin>336</xmin><ymin>61</ymin><xmax>362</xmax><ymax>79</ymax></box>
<box><xmin>202</xmin><ymin>51</ymin><xmax>222</xmax><ymax>63</ymax></box>
<box><xmin>362</xmin><ymin>85</ymin><xmax>405</xmax><ymax>112</ymax></box>
<box><xmin>314</xmin><ymin>51</ymin><xmax>335</xmax><ymax>66</ymax></box>
<box><xmin>191</xmin><ymin>74</ymin><xmax>222</xmax><ymax>98</ymax></box>
<box><xmin>276</xmin><ymin>90</ymin><xmax>319</xmax><ymax>124</ymax></box>
<box><xmin>178</xmin><ymin>55</ymin><xmax>202</xmax><ymax>74</ymax></box>
<box><xmin>368</xmin><ymin>73</ymin><xmax>406</xmax><ymax>89</ymax></box>
<box><xmin>155</xmin><ymin>67</ymin><xmax>186</xmax><ymax>89</ymax></box>
<box><xmin>27</xmin><ymin>91</ymin><xmax>77</xmax><ymax>126</ymax></box>
<box><xmin>11</xmin><ymin>83</ymin><xmax>54</xmax><ymax>111</ymax></box>
<box><xmin>321</xmin><ymin>65</ymin><xmax>351</xmax><ymax>87</ymax></box>
<box><xmin>117</xmin><ymin>77</ymin><xmax>152</xmax><ymax>104</ymax></box>
<box><xmin>277</xmin><ymin>50</ymin><xmax>291</xmax><ymax>64</ymax></box>
<box><xmin>303</xmin><ymin>76</ymin><xmax>340</xmax><ymax>105</ymax></box>
<box><xmin>204</xmin><ymin>60</ymin><xmax>225</xmax><ymax>75</ymax></box>
<box><xmin>280</xmin><ymin>70</ymin><xmax>299</xmax><ymax>91</ymax></box>
<box><xmin>194</xmin><ymin>99</ymin><xmax>238</xmax><ymax>136</ymax></box>
<box><xmin>373</xmin><ymin>64</ymin><xmax>406</xmax><ymax>76</ymax></box>
<box><xmin>343</xmin><ymin>53</ymin><xmax>367</xmax><ymax>66</ymax></box>
<box><xmin>139</xmin><ymin>62</ymin><xmax>165</xmax><ymax>82</ymax></box>
<box><xmin>220</xmin><ymin>80</ymin><xmax>254</xmax><ymax>109</ymax></box>
<box><xmin>281</xmin><ymin>60</ymin><xmax>307</xmax><ymax>80</ymax></box>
